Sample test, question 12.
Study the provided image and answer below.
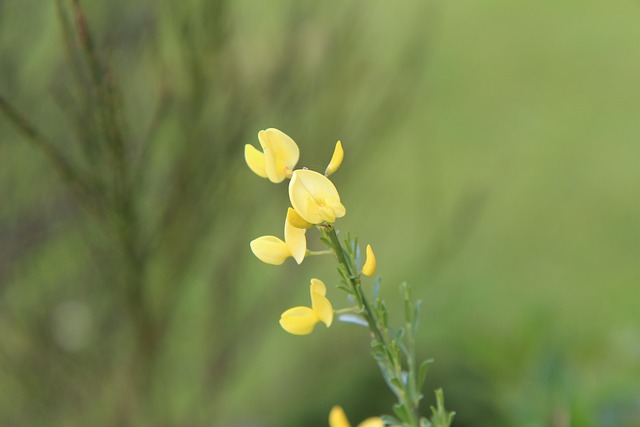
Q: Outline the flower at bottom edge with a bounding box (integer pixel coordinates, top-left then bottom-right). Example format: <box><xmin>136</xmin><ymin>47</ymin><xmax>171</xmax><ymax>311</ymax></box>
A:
<box><xmin>329</xmin><ymin>406</ymin><xmax>384</xmax><ymax>427</ymax></box>
<box><xmin>279</xmin><ymin>278</ymin><xmax>333</xmax><ymax>335</ymax></box>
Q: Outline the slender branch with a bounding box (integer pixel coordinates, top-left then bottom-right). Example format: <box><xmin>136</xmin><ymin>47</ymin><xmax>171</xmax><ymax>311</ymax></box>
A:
<box><xmin>0</xmin><ymin>95</ymin><xmax>95</xmax><ymax>199</ymax></box>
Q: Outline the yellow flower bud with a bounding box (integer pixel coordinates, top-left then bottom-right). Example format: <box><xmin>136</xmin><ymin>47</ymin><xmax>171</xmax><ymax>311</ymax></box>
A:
<box><xmin>324</xmin><ymin>140</ymin><xmax>344</xmax><ymax>176</ymax></box>
<box><xmin>245</xmin><ymin>128</ymin><xmax>300</xmax><ymax>183</ymax></box>
<box><xmin>329</xmin><ymin>406</ymin><xmax>351</xmax><ymax>427</ymax></box>
<box><xmin>362</xmin><ymin>244</ymin><xmax>376</xmax><ymax>276</ymax></box>
<box><xmin>289</xmin><ymin>169</ymin><xmax>346</xmax><ymax>224</ymax></box>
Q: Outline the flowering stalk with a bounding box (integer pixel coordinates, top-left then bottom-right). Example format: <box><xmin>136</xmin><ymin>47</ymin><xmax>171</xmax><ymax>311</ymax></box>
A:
<box><xmin>244</xmin><ymin>128</ymin><xmax>454</xmax><ymax>427</ymax></box>
<box><xmin>321</xmin><ymin>225</ymin><xmax>452</xmax><ymax>427</ymax></box>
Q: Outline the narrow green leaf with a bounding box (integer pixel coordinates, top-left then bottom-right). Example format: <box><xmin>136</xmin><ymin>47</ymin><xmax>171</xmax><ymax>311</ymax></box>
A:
<box><xmin>413</xmin><ymin>299</ymin><xmax>422</xmax><ymax>332</ymax></box>
<box><xmin>390</xmin><ymin>377</ymin><xmax>404</xmax><ymax>389</ymax></box>
<box><xmin>381</xmin><ymin>415</ymin><xmax>401</xmax><ymax>425</ymax></box>
<box><xmin>393</xmin><ymin>404</ymin><xmax>409</xmax><ymax>423</ymax></box>
<box><xmin>418</xmin><ymin>359</ymin><xmax>434</xmax><ymax>390</ymax></box>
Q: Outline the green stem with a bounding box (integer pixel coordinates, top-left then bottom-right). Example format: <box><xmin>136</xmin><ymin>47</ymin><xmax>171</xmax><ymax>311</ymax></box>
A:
<box><xmin>306</xmin><ymin>249</ymin><xmax>334</xmax><ymax>256</ymax></box>
<box><xmin>322</xmin><ymin>225</ymin><xmax>420</xmax><ymax>426</ymax></box>
<box><xmin>324</xmin><ymin>226</ymin><xmax>384</xmax><ymax>344</ymax></box>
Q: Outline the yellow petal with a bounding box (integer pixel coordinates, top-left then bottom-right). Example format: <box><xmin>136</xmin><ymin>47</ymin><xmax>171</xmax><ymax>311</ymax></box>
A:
<box><xmin>310</xmin><ymin>279</ymin><xmax>333</xmax><ymax>327</ymax></box>
<box><xmin>357</xmin><ymin>417</ymin><xmax>385</xmax><ymax>427</ymax></box>
<box><xmin>286</xmin><ymin>207</ymin><xmax>313</xmax><ymax>229</ymax></box>
<box><xmin>250</xmin><ymin>236</ymin><xmax>290</xmax><ymax>265</ymax></box>
<box><xmin>289</xmin><ymin>170</ymin><xmax>346</xmax><ymax>224</ymax></box>
<box><xmin>244</xmin><ymin>144</ymin><xmax>267</xmax><ymax>178</ymax></box>
<box><xmin>279</xmin><ymin>306</ymin><xmax>318</xmax><ymax>335</ymax></box>
<box><xmin>309</xmin><ymin>278</ymin><xmax>327</xmax><ymax>296</ymax></box>
<box><xmin>326</xmin><ymin>197</ymin><xmax>346</xmax><ymax>218</ymax></box>
<box><xmin>311</xmin><ymin>292</ymin><xmax>333</xmax><ymax>327</ymax></box>
<box><xmin>325</xmin><ymin>140</ymin><xmax>344</xmax><ymax>176</ymax></box>
<box><xmin>329</xmin><ymin>406</ymin><xmax>351</xmax><ymax>427</ymax></box>
<box><xmin>258</xmin><ymin>128</ymin><xmax>299</xmax><ymax>183</ymax></box>
<box><xmin>362</xmin><ymin>244</ymin><xmax>377</xmax><ymax>277</ymax></box>
<box><xmin>285</xmin><ymin>219</ymin><xmax>306</xmax><ymax>264</ymax></box>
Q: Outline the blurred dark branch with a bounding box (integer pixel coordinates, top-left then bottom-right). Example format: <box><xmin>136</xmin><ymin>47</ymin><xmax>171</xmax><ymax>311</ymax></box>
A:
<box><xmin>0</xmin><ymin>95</ymin><xmax>96</xmax><ymax>201</ymax></box>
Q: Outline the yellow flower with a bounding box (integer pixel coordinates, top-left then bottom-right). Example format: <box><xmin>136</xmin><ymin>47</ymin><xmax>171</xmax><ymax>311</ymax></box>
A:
<box><xmin>250</xmin><ymin>208</ymin><xmax>312</xmax><ymax>265</ymax></box>
<box><xmin>280</xmin><ymin>279</ymin><xmax>333</xmax><ymax>335</ymax></box>
<box><xmin>325</xmin><ymin>140</ymin><xmax>344</xmax><ymax>176</ymax></box>
<box><xmin>289</xmin><ymin>169</ymin><xmax>346</xmax><ymax>224</ymax></box>
<box><xmin>244</xmin><ymin>128</ymin><xmax>300</xmax><ymax>183</ymax></box>
<box><xmin>362</xmin><ymin>244</ymin><xmax>376</xmax><ymax>277</ymax></box>
<box><xmin>329</xmin><ymin>406</ymin><xmax>384</xmax><ymax>427</ymax></box>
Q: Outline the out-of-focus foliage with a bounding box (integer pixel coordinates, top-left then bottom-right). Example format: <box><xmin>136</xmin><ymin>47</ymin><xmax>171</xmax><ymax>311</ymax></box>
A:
<box><xmin>1</xmin><ymin>0</ymin><xmax>640</xmax><ymax>426</ymax></box>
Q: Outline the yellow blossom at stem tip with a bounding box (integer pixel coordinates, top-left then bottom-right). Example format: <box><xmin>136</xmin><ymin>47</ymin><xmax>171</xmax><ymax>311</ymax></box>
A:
<box><xmin>329</xmin><ymin>406</ymin><xmax>384</xmax><ymax>427</ymax></box>
<box><xmin>280</xmin><ymin>279</ymin><xmax>333</xmax><ymax>335</ymax></box>
<box><xmin>362</xmin><ymin>244</ymin><xmax>376</xmax><ymax>277</ymax></box>
<box><xmin>289</xmin><ymin>169</ymin><xmax>346</xmax><ymax>224</ymax></box>
<box><xmin>325</xmin><ymin>140</ymin><xmax>344</xmax><ymax>176</ymax></box>
<box><xmin>244</xmin><ymin>128</ymin><xmax>299</xmax><ymax>183</ymax></box>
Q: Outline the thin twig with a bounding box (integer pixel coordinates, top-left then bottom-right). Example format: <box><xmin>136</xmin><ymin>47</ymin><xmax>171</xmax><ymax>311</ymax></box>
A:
<box><xmin>0</xmin><ymin>95</ymin><xmax>95</xmax><ymax>199</ymax></box>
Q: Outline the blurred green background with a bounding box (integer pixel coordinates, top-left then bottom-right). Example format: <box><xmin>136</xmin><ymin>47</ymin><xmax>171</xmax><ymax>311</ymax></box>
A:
<box><xmin>1</xmin><ymin>0</ymin><xmax>640</xmax><ymax>426</ymax></box>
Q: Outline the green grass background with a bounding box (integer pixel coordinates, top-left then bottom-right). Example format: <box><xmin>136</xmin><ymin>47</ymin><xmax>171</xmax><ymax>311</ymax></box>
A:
<box><xmin>1</xmin><ymin>0</ymin><xmax>639</xmax><ymax>426</ymax></box>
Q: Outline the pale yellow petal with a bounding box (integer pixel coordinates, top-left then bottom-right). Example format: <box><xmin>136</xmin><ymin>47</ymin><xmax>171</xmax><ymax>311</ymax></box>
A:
<box><xmin>362</xmin><ymin>244</ymin><xmax>377</xmax><ymax>277</ymax></box>
<box><xmin>325</xmin><ymin>140</ymin><xmax>344</xmax><ymax>176</ymax></box>
<box><xmin>292</xmin><ymin>169</ymin><xmax>340</xmax><ymax>201</ymax></box>
<box><xmin>279</xmin><ymin>306</ymin><xmax>318</xmax><ymax>335</ymax></box>
<box><xmin>329</xmin><ymin>406</ymin><xmax>351</xmax><ymax>427</ymax></box>
<box><xmin>327</xmin><ymin>197</ymin><xmax>346</xmax><ymax>219</ymax></box>
<box><xmin>311</xmin><ymin>292</ymin><xmax>333</xmax><ymax>327</ymax></box>
<box><xmin>250</xmin><ymin>236</ymin><xmax>290</xmax><ymax>265</ymax></box>
<box><xmin>284</xmin><ymin>219</ymin><xmax>306</xmax><ymax>264</ymax></box>
<box><xmin>289</xmin><ymin>170</ymin><xmax>344</xmax><ymax>224</ymax></box>
<box><xmin>286</xmin><ymin>207</ymin><xmax>313</xmax><ymax>229</ymax></box>
<box><xmin>357</xmin><ymin>417</ymin><xmax>384</xmax><ymax>427</ymax></box>
<box><xmin>244</xmin><ymin>144</ymin><xmax>267</xmax><ymax>178</ymax></box>
<box><xmin>310</xmin><ymin>279</ymin><xmax>333</xmax><ymax>327</ymax></box>
<box><xmin>298</xmin><ymin>191</ymin><xmax>324</xmax><ymax>224</ymax></box>
<box><xmin>258</xmin><ymin>128</ymin><xmax>299</xmax><ymax>183</ymax></box>
<box><xmin>309</xmin><ymin>278</ymin><xmax>327</xmax><ymax>296</ymax></box>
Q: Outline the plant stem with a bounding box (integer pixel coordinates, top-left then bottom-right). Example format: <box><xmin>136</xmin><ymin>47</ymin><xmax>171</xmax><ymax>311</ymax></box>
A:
<box><xmin>322</xmin><ymin>225</ymin><xmax>420</xmax><ymax>426</ymax></box>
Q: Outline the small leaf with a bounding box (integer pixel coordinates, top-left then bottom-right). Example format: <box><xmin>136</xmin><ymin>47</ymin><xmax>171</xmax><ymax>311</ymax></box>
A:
<box><xmin>413</xmin><ymin>299</ymin><xmax>422</xmax><ymax>332</ymax></box>
<box><xmin>390</xmin><ymin>377</ymin><xmax>404</xmax><ymax>390</ymax></box>
<box><xmin>418</xmin><ymin>359</ymin><xmax>434</xmax><ymax>390</ymax></box>
<box><xmin>393</xmin><ymin>404</ymin><xmax>409</xmax><ymax>423</ymax></box>
<box><xmin>381</xmin><ymin>415</ymin><xmax>401</xmax><ymax>425</ymax></box>
<box><xmin>338</xmin><ymin>314</ymin><xmax>368</xmax><ymax>327</ymax></box>
<box><xmin>337</xmin><ymin>284</ymin><xmax>351</xmax><ymax>293</ymax></box>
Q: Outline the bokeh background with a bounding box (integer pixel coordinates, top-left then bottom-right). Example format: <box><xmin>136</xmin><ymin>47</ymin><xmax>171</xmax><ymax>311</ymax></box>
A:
<box><xmin>1</xmin><ymin>0</ymin><xmax>639</xmax><ymax>426</ymax></box>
